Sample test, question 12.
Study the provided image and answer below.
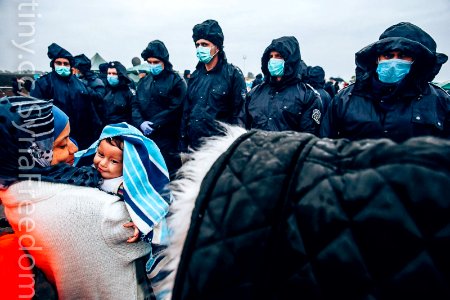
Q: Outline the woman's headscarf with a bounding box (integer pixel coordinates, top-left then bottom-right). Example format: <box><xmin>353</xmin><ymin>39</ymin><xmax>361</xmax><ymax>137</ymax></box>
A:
<box><xmin>52</xmin><ymin>104</ymin><xmax>69</xmax><ymax>139</ymax></box>
<box><xmin>0</xmin><ymin>96</ymin><xmax>100</xmax><ymax>189</ymax></box>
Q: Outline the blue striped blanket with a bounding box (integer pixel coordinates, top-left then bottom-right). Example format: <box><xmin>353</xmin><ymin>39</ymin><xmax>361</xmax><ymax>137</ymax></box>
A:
<box><xmin>74</xmin><ymin>122</ymin><xmax>171</xmax><ymax>244</ymax></box>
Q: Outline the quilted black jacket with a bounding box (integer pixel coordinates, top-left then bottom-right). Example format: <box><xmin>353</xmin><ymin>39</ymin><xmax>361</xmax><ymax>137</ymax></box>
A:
<box><xmin>173</xmin><ymin>130</ymin><xmax>450</xmax><ymax>300</ymax></box>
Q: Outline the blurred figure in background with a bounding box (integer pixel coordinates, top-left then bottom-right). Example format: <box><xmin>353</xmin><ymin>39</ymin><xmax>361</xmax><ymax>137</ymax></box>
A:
<box><xmin>73</xmin><ymin>53</ymin><xmax>106</xmax><ymax>120</ymax></box>
<box><xmin>127</xmin><ymin>56</ymin><xmax>149</xmax><ymax>85</ymax></box>
<box><xmin>98</xmin><ymin>62</ymin><xmax>109</xmax><ymax>87</ymax></box>
<box><xmin>183</xmin><ymin>69</ymin><xmax>191</xmax><ymax>83</ymax></box>
<box><xmin>11</xmin><ymin>77</ymin><xmax>20</xmax><ymax>96</ymax></box>
<box><xmin>305</xmin><ymin>65</ymin><xmax>332</xmax><ymax>114</ymax></box>
<box><xmin>250</xmin><ymin>73</ymin><xmax>263</xmax><ymax>89</ymax></box>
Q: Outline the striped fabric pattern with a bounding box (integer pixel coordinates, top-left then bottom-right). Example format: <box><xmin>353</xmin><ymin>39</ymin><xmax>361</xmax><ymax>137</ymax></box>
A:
<box><xmin>8</xmin><ymin>96</ymin><xmax>54</xmax><ymax>142</ymax></box>
<box><xmin>74</xmin><ymin>122</ymin><xmax>171</xmax><ymax>238</ymax></box>
<box><xmin>10</xmin><ymin>98</ymin><xmax>55</xmax><ymax>168</ymax></box>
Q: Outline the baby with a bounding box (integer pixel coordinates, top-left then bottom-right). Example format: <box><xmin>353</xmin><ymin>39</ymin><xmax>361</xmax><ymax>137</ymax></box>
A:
<box><xmin>74</xmin><ymin>123</ymin><xmax>172</xmax><ymax>296</ymax></box>
<box><xmin>93</xmin><ymin>136</ymin><xmax>140</xmax><ymax>241</ymax></box>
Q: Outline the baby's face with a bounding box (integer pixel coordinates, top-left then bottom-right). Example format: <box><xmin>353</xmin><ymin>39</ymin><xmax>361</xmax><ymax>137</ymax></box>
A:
<box><xmin>93</xmin><ymin>140</ymin><xmax>123</xmax><ymax>179</ymax></box>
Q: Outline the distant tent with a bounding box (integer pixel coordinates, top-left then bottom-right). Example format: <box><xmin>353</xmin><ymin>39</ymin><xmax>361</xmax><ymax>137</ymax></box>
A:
<box><xmin>435</xmin><ymin>80</ymin><xmax>450</xmax><ymax>92</ymax></box>
<box><xmin>90</xmin><ymin>53</ymin><xmax>107</xmax><ymax>71</ymax></box>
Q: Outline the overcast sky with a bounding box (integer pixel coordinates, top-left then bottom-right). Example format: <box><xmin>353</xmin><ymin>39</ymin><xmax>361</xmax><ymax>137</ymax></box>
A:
<box><xmin>1</xmin><ymin>0</ymin><xmax>449</xmax><ymax>82</ymax></box>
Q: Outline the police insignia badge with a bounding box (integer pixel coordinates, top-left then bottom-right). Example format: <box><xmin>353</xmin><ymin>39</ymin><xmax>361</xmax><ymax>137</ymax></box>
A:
<box><xmin>312</xmin><ymin>109</ymin><xmax>321</xmax><ymax>124</ymax></box>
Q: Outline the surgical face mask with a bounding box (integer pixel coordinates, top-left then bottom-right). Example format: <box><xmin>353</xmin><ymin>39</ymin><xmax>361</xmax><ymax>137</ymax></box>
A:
<box><xmin>107</xmin><ymin>75</ymin><xmax>119</xmax><ymax>86</ymax></box>
<box><xmin>376</xmin><ymin>59</ymin><xmax>413</xmax><ymax>84</ymax></box>
<box><xmin>55</xmin><ymin>66</ymin><xmax>71</xmax><ymax>77</ymax></box>
<box><xmin>268</xmin><ymin>58</ymin><xmax>285</xmax><ymax>77</ymax></box>
<box><xmin>196</xmin><ymin>46</ymin><xmax>217</xmax><ymax>64</ymax></box>
<box><xmin>149</xmin><ymin>63</ymin><xmax>163</xmax><ymax>76</ymax></box>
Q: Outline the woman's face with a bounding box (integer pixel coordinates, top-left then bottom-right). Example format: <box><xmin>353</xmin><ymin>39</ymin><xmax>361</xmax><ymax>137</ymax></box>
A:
<box><xmin>51</xmin><ymin>122</ymin><xmax>78</xmax><ymax>165</ymax></box>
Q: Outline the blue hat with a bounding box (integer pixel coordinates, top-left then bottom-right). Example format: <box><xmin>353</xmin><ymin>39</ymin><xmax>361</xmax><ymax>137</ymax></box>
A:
<box><xmin>52</xmin><ymin>105</ymin><xmax>69</xmax><ymax>139</ymax></box>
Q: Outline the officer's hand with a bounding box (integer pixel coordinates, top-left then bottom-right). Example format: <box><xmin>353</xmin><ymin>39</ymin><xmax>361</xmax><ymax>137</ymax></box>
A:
<box><xmin>140</xmin><ymin>121</ymin><xmax>154</xmax><ymax>136</ymax></box>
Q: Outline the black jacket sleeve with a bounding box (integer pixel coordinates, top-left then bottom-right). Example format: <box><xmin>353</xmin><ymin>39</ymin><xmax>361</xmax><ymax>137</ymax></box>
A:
<box><xmin>149</xmin><ymin>74</ymin><xmax>187</xmax><ymax>130</ymax></box>
<box><xmin>229</xmin><ymin>65</ymin><xmax>247</xmax><ymax>127</ymax></box>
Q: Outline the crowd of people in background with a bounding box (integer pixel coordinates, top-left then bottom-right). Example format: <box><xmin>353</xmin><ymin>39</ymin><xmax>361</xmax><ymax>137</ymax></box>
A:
<box><xmin>19</xmin><ymin>20</ymin><xmax>449</xmax><ymax>157</ymax></box>
<box><xmin>1</xmin><ymin>19</ymin><xmax>450</xmax><ymax>300</ymax></box>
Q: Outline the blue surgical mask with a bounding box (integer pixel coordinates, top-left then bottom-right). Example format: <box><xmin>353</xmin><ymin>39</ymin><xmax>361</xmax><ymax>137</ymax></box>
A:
<box><xmin>107</xmin><ymin>75</ymin><xmax>119</xmax><ymax>86</ymax></box>
<box><xmin>196</xmin><ymin>46</ymin><xmax>216</xmax><ymax>64</ymax></box>
<box><xmin>55</xmin><ymin>66</ymin><xmax>71</xmax><ymax>77</ymax></box>
<box><xmin>149</xmin><ymin>63</ymin><xmax>163</xmax><ymax>76</ymax></box>
<box><xmin>376</xmin><ymin>59</ymin><xmax>413</xmax><ymax>83</ymax></box>
<box><xmin>268</xmin><ymin>58</ymin><xmax>285</xmax><ymax>77</ymax></box>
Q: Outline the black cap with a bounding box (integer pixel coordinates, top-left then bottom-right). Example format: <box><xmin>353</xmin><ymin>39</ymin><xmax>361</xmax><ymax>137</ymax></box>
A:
<box><xmin>107</xmin><ymin>61</ymin><xmax>131</xmax><ymax>84</ymax></box>
<box><xmin>47</xmin><ymin>43</ymin><xmax>73</xmax><ymax>68</ymax></box>
<box><xmin>192</xmin><ymin>19</ymin><xmax>224</xmax><ymax>49</ymax></box>
<box><xmin>141</xmin><ymin>40</ymin><xmax>169</xmax><ymax>62</ymax></box>
<box><xmin>305</xmin><ymin>66</ymin><xmax>326</xmax><ymax>87</ymax></box>
<box><xmin>99</xmin><ymin>62</ymin><xmax>109</xmax><ymax>74</ymax></box>
<box><xmin>73</xmin><ymin>54</ymin><xmax>91</xmax><ymax>73</ymax></box>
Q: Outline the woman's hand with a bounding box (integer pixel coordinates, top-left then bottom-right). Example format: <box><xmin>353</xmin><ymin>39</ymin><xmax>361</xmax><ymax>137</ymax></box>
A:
<box><xmin>123</xmin><ymin>221</ymin><xmax>140</xmax><ymax>243</ymax></box>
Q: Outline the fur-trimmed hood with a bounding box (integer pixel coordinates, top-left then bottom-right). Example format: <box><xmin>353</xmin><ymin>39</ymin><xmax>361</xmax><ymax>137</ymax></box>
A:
<box><xmin>157</xmin><ymin>124</ymin><xmax>246</xmax><ymax>298</ymax></box>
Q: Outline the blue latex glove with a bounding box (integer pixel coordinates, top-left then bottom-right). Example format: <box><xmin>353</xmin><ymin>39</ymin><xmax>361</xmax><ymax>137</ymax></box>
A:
<box><xmin>140</xmin><ymin>121</ymin><xmax>154</xmax><ymax>135</ymax></box>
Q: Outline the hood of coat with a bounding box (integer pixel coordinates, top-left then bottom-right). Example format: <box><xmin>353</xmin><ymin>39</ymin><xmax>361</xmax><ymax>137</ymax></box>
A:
<box><xmin>355</xmin><ymin>22</ymin><xmax>448</xmax><ymax>91</ymax></box>
<box><xmin>141</xmin><ymin>40</ymin><xmax>173</xmax><ymax>71</ymax></box>
<box><xmin>73</xmin><ymin>54</ymin><xmax>92</xmax><ymax>74</ymax></box>
<box><xmin>261</xmin><ymin>36</ymin><xmax>304</xmax><ymax>83</ymax></box>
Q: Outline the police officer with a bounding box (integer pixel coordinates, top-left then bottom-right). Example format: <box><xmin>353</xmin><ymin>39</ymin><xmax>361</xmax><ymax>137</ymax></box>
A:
<box><xmin>133</xmin><ymin>40</ymin><xmax>187</xmax><ymax>179</ymax></box>
<box><xmin>240</xmin><ymin>36</ymin><xmax>322</xmax><ymax>135</ymax></box>
<box><xmin>73</xmin><ymin>54</ymin><xmax>106</xmax><ymax>122</ymax></box>
<box><xmin>31</xmin><ymin>43</ymin><xmax>102</xmax><ymax>149</ymax></box>
<box><xmin>305</xmin><ymin>65</ymin><xmax>332</xmax><ymax>114</ymax></box>
<box><xmin>320</xmin><ymin>22</ymin><xmax>450</xmax><ymax>142</ymax></box>
<box><xmin>102</xmin><ymin>61</ymin><xmax>135</xmax><ymax>126</ymax></box>
<box><xmin>180</xmin><ymin>19</ymin><xmax>247</xmax><ymax>150</ymax></box>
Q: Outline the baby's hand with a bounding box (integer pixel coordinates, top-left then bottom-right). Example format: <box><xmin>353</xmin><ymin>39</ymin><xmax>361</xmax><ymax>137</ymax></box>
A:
<box><xmin>123</xmin><ymin>221</ymin><xmax>140</xmax><ymax>243</ymax></box>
